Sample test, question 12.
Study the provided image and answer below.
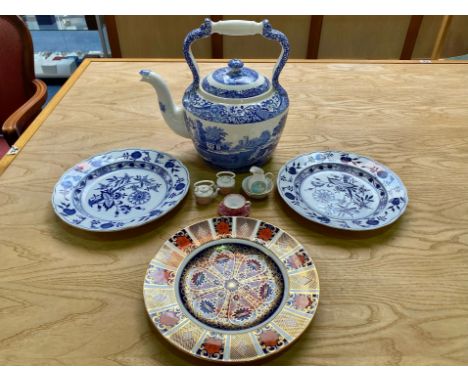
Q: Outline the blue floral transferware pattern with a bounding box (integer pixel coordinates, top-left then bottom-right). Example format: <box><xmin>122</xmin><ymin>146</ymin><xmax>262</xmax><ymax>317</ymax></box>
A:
<box><xmin>52</xmin><ymin>149</ymin><xmax>189</xmax><ymax>232</ymax></box>
<box><xmin>201</xmin><ymin>59</ymin><xmax>271</xmax><ymax>99</ymax></box>
<box><xmin>139</xmin><ymin>19</ymin><xmax>290</xmax><ymax>171</ymax></box>
<box><xmin>182</xmin><ymin>19</ymin><xmax>289</xmax><ymax>92</ymax></box>
<box><xmin>183</xmin><ymin>86</ymin><xmax>289</xmax><ymax>125</ymax></box>
<box><xmin>277</xmin><ymin>151</ymin><xmax>408</xmax><ymax>230</ymax></box>
<box><xmin>185</xmin><ymin>114</ymin><xmax>287</xmax><ymax>170</ymax></box>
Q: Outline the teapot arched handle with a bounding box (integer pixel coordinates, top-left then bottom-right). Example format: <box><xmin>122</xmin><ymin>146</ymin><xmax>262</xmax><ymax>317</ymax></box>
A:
<box><xmin>183</xmin><ymin>18</ymin><xmax>289</xmax><ymax>90</ymax></box>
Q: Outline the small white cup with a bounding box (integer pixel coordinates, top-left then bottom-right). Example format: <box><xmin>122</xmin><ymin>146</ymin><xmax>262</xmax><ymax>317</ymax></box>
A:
<box><xmin>216</xmin><ymin>171</ymin><xmax>236</xmax><ymax>195</ymax></box>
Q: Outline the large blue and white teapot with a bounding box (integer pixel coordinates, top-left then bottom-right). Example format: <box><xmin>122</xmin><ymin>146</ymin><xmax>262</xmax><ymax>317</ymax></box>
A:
<box><xmin>140</xmin><ymin>18</ymin><xmax>289</xmax><ymax>170</ymax></box>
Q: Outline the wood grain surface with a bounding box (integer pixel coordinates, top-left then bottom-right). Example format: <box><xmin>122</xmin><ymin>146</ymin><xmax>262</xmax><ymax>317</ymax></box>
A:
<box><xmin>1</xmin><ymin>60</ymin><xmax>468</xmax><ymax>365</ymax></box>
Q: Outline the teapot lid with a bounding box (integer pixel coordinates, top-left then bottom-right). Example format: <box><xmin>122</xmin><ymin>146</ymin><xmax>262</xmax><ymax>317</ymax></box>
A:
<box><xmin>201</xmin><ymin>59</ymin><xmax>270</xmax><ymax>99</ymax></box>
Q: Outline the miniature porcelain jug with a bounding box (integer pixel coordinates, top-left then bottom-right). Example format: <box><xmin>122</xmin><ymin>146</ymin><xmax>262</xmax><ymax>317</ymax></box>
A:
<box><xmin>139</xmin><ymin>18</ymin><xmax>290</xmax><ymax>171</ymax></box>
<box><xmin>247</xmin><ymin>166</ymin><xmax>273</xmax><ymax>194</ymax></box>
<box><xmin>194</xmin><ymin>180</ymin><xmax>219</xmax><ymax>205</ymax></box>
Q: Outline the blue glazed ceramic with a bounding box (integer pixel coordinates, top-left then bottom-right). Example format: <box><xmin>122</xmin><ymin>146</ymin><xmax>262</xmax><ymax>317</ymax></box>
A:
<box><xmin>52</xmin><ymin>149</ymin><xmax>190</xmax><ymax>232</ymax></box>
<box><xmin>277</xmin><ymin>151</ymin><xmax>408</xmax><ymax>231</ymax></box>
<box><xmin>140</xmin><ymin>19</ymin><xmax>290</xmax><ymax>171</ymax></box>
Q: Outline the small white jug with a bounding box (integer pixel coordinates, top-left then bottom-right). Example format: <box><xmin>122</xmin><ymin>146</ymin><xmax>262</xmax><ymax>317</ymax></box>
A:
<box><xmin>246</xmin><ymin>166</ymin><xmax>273</xmax><ymax>194</ymax></box>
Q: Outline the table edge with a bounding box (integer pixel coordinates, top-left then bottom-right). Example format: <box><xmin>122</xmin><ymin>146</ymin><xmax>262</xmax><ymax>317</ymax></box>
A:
<box><xmin>1</xmin><ymin>57</ymin><xmax>468</xmax><ymax>176</ymax></box>
<box><xmin>0</xmin><ymin>59</ymin><xmax>92</xmax><ymax>176</ymax></box>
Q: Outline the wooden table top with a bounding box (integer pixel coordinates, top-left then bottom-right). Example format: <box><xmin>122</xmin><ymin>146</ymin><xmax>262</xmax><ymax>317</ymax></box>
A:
<box><xmin>1</xmin><ymin>59</ymin><xmax>468</xmax><ymax>365</ymax></box>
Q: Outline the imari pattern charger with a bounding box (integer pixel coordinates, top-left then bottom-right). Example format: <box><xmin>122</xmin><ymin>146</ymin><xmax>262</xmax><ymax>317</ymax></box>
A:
<box><xmin>143</xmin><ymin>217</ymin><xmax>320</xmax><ymax>363</ymax></box>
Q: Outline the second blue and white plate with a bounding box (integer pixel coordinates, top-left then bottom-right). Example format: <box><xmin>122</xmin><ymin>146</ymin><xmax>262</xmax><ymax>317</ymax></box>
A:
<box><xmin>277</xmin><ymin>151</ymin><xmax>408</xmax><ymax>231</ymax></box>
<box><xmin>52</xmin><ymin>148</ymin><xmax>190</xmax><ymax>232</ymax></box>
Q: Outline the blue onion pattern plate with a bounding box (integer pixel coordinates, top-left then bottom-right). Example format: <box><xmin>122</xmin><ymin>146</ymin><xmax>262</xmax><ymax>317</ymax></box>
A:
<box><xmin>277</xmin><ymin>151</ymin><xmax>408</xmax><ymax>231</ymax></box>
<box><xmin>52</xmin><ymin>149</ymin><xmax>189</xmax><ymax>232</ymax></box>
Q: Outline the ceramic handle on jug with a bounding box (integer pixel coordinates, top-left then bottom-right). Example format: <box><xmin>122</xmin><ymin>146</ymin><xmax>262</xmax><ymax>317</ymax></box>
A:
<box><xmin>211</xmin><ymin>20</ymin><xmax>263</xmax><ymax>35</ymax></box>
<box><xmin>183</xmin><ymin>18</ymin><xmax>290</xmax><ymax>89</ymax></box>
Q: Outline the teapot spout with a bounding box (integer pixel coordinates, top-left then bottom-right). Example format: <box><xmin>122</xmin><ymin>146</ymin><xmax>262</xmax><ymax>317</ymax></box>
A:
<box><xmin>139</xmin><ymin>69</ymin><xmax>190</xmax><ymax>138</ymax></box>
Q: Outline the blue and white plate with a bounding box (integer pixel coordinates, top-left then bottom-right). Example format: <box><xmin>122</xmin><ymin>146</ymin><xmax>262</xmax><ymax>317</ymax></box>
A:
<box><xmin>277</xmin><ymin>151</ymin><xmax>408</xmax><ymax>230</ymax></box>
<box><xmin>52</xmin><ymin>149</ymin><xmax>190</xmax><ymax>232</ymax></box>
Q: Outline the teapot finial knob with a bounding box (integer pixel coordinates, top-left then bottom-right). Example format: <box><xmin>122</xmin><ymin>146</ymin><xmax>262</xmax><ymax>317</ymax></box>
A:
<box><xmin>228</xmin><ymin>59</ymin><xmax>244</xmax><ymax>75</ymax></box>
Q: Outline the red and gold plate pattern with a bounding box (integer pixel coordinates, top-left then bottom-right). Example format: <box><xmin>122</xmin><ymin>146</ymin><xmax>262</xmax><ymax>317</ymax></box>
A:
<box><xmin>143</xmin><ymin>217</ymin><xmax>319</xmax><ymax>363</ymax></box>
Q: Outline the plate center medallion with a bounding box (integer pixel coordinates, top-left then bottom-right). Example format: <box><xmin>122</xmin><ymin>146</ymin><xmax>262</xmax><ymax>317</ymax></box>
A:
<box><xmin>178</xmin><ymin>241</ymin><xmax>285</xmax><ymax>331</ymax></box>
<box><xmin>76</xmin><ymin>165</ymin><xmax>168</xmax><ymax>221</ymax></box>
<box><xmin>225</xmin><ymin>279</ymin><xmax>239</xmax><ymax>292</ymax></box>
<box><xmin>297</xmin><ymin>163</ymin><xmax>388</xmax><ymax>220</ymax></box>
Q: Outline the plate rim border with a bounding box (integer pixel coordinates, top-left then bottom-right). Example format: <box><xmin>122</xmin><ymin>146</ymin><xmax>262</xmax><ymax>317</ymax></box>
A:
<box><xmin>51</xmin><ymin>148</ymin><xmax>190</xmax><ymax>232</ymax></box>
<box><xmin>277</xmin><ymin>150</ymin><xmax>409</xmax><ymax>231</ymax></box>
<box><xmin>143</xmin><ymin>216</ymin><xmax>320</xmax><ymax>363</ymax></box>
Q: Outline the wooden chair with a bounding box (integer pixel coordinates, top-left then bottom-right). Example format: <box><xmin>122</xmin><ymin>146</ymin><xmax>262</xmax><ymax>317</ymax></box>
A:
<box><xmin>0</xmin><ymin>16</ymin><xmax>47</xmax><ymax>147</ymax></box>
